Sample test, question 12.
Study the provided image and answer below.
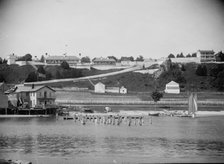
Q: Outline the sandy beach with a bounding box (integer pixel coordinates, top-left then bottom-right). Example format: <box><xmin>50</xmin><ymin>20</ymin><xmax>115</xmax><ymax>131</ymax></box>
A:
<box><xmin>69</xmin><ymin>110</ymin><xmax>224</xmax><ymax>118</ymax></box>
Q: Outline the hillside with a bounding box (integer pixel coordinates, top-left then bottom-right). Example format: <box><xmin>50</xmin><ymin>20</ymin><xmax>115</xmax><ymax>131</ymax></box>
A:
<box><xmin>0</xmin><ymin>62</ymin><xmax>223</xmax><ymax>92</ymax></box>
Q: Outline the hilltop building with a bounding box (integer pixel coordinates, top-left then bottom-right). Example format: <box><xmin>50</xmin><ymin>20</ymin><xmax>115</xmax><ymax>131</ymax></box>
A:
<box><xmin>197</xmin><ymin>50</ymin><xmax>215</xmax><ymax>62</ymax></box>
<box><xmin>165</xmin><ymin>81</ymin><xmax>180</xmax><ymax>94</ymax></box>
<box><xmin>7</xmin><ymin>54</ymin><xmax>18</xmax><ymax>65</ymax></box>
<box><xmin>45</xmin><ymin>55</ymin><xmax>80</xmax><ymax>66</ymax></box>
<box><xmin>92</xmin><ymin>57</ymin><xmax>116</xmax><ymax>65</ymax></box>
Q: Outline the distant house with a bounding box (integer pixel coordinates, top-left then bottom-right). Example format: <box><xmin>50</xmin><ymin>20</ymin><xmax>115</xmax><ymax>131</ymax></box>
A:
<box><xmin>120</xmin><ymin>86</ymin><xmax>127</xmax><ymax>94</ymax></box>
<box><xmin>197</xmin><ymin>50</ymin><xmax>215</xmax><ymax>63</ymax></box>
<box><xmin>215</xmin><ymin>51</ymin><xmax>224</xmax><ymax>62</ymax></box>
<box><xmin>45</xmin><ymin>55</ymin><xmax>80</xmax><ymax>66</ymax></box>
<box><xmin>120</xmin><ymin>57</ymin><xmax>132</xmax><ymax>66</ymax></box>
<box><xmin>165</xmin><ymin>81</ymin><xmax>180</xmax><ymax>94</ymax></box>
<box><xmin>92</xmin><ymin>57</ymin><xmax>116</xmax><ymax>65</ymax></box>
<box><xmin>7</xmin><ymin>53</ymin><xmax>18</xmax><ymax>65</ymax></box>
<box><xmin>7</xmin><ymin>84</ymin><xmax>56</xmax><ymax>108</ymax></box>
<box><xmin>94</xmin><ymin>82</ymin><xmax>105</xmax><ymax>93</ymax></box>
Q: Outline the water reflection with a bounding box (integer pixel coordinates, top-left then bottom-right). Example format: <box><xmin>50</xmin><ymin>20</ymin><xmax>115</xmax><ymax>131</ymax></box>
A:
<box><xmin>1</xmin><ymin>133</ymin><xmax>224</xmax><ymax>159</ymax></box>
<box><xmin>0</xmin><ymin>116</ymin><xmax>224</xmax><ymax>163</ymax></box>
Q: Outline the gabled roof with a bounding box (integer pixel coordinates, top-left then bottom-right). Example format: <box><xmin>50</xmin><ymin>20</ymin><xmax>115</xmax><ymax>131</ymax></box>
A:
<box><xmin>215</xmin><ymin>51</ymin><xmax>223</xmax><ymax>56</ymax></box>
<box><xmin>46</xmin><ymin>55</ymin><xmax>79</xmax><ymax>61</ymax></box>
<box><xmin>198</xmin><ymin>50</ymin><xmax>215</xmax><ymax>54</ymax></box>
<box><xmin>95</xmin><ymin>82</ymin><xmax>105</xmax><ymax>86</ymax></box>
<box><xmin>166</xmin><ymin>81</ymin><xmax>179</xmax><ymax>86</ymax></box>
<box><xmin>12</xmin><ymin>85</ymin><xmax>55</xmax><ymax>93</ymax></box>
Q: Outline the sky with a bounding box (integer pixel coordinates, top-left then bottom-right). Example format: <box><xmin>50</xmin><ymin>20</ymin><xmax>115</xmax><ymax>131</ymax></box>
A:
<box><xmin>0</xmin><ymin>0</ymin><xmax>223</xmax><ymax>60</ymax></box>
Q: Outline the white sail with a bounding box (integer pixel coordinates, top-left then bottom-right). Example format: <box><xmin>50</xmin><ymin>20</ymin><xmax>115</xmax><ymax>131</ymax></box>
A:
<box><xmin>188</xmin><ymin>92</ymin><xmax>197</xmax><ymax>118</ymax></box>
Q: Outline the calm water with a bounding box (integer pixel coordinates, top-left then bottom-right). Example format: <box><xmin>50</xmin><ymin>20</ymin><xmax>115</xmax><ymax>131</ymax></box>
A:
<box><xmin>0</xmin><ymin>115</ymin><xmax>224</xmax><ymax>164</ymax></box>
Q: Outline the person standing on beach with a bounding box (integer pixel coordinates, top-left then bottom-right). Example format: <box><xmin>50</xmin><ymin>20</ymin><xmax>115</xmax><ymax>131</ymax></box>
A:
<box><xmin>128</xmin><ymin>116</ymin><xmax>132</xmax><ymax>126</ymax></box>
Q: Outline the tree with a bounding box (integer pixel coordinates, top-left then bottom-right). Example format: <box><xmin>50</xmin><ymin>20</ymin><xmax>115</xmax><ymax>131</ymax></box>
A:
<box><xmin>129</xmin><ymin>56</ymin><xmax>134</xmax><ymax>61</ymax></box>
<box><xmin>107</xmin><ymin>56</ymin><xmax>118</xmax><ymax>62</ymax></box>
<box><xmin>212</xmin><ymin>70</ymin><xmax>224</xmax><ymax>91</ymax></box>
<box><xmin>2</xmin><ymin>59</ymin><xmax>7</xmax><ymax>64</ymax></box>
<box><xmin>0</xmin><ymin>57</ymin><xmax>2</xmax><ymax>64</ymax></box>
<box><xmin>0</xmin><ymin>74</ymin><xmax>5</xmax><ymax>82</ymax></box>
<box><xmin>181</xmin><ymin>65</ymin><xmax>186</xmax><ymax>71</ymax></box>
<box><xmin>192</xmin><ymin>53</ymin><xmax>197</xmax><ymax>57</ymax></box>
<box><xmin>168</xmin><ymin>54</ymin><xmax>175</xmax><ymax>58</ymax></box>
<box><xmin>136</xmin><ymin>55</ymin><xmax>144</xmax><ymax>61</ymax></box>
<box><xmin>196</xmin><ymin>65</ymin><xmax>207</xmax><ymax>76</ymax></box>
<box><xmin>81</xmin><ymin>56</ymin><xmax>91</xmax><ymax>63</ymax></box>
<box><xmin>179</xmin><ymin>53</ymin><xmax>185</xmax><ymax>58</ymax></box>
<box><xmin>186</xmin><ymin>54</ymin><xmax>191</xmax><ymax>58</ymax></box>
<box><xmin>37</xmin><ymin>65</ymin><xmax>45</xmax><ymax>74</ymax></box>
<box><xmin>17</xmin><ymin>54</ymin><xmax>32</xmax><ymax>61</ymax></box>
<box><xmin>25</xmin><ymin>72</ymin><xmax>38</xmax><ymax>82</ymax></box>
<box><xmin>40</xmin><ymin>55</ymin><xmax>45</xmax><ymax>62</ymax></box>
<box><xmin>60</xmin><ymin>61</ymin><xmax>70</xmax><ymax>69</ymax></box>
<box><xmin>151</xmin><ymin>90</ymin><xmax>163</xmax><ymax>102</ymax></box>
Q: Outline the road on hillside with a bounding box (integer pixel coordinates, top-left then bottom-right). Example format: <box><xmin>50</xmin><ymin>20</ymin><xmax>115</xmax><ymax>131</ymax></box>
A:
<box><xmin>24</xmin><ymin>65</ymin><xmax>142</xmax><ymax>85</ymax></box>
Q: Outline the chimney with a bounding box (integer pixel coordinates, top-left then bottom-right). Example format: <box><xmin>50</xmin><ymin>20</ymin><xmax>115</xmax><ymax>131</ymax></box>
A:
<box><xmin>32</xmin><ymin>84</ymin><xmax>34</xmax><ymax>89</ymax></box>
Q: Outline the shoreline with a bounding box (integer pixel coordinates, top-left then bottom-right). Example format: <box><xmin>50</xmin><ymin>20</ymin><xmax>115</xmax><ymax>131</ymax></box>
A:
<box><xmin>0</xmin><ymin>115</ymin><xmax>53</xmax><ymax>118</ymax></box>
<box><xmin>69</xmin><ymin>110</ymin><xmax>224</xmax><ymax>117</ymax></box>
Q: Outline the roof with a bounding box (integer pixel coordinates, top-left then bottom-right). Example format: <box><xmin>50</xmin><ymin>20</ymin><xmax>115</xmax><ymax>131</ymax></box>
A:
<box><xmin>166</xmin><ymin>81</ymin><xmax>179</xmax><ymax>86</ymax></box>
<box><xmin>198</xmin><ymin>50</ymin><xmax>215</xmax><ymax>54</ymax></box>
<box><xmin>93</xmin><ymin>57</ymin><xmax>116</xmax><ymax>62</ymax></box>
<box><xmin>13</xmin><ymin>85</ymin><xmax>55</xmax><ymax>93</ymax></box>
<box><xmin>215</xmin><ymin>51</ymin><xmax>223</xmax><ymax>56</ymax></box>
<box><xmin>46</xmin><ymin>55</ymin><xmax>79</xmax><ymax>61</ymax></box>
<box><xmin>120</xmin><ymin>57</ymin><xmax>131</xmax><ymax>61</ymax></box>
<box><xmin>95</xmin><ymin>82</ymin><xmax>105</xmax><ymax>86</ymax></box>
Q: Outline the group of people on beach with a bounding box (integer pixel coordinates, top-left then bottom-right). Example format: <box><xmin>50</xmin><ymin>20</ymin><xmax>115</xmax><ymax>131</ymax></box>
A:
<box><xmin>72</xmin><ymin>114</ymin><xmax>145</xmax><ymax>126</ymax></box>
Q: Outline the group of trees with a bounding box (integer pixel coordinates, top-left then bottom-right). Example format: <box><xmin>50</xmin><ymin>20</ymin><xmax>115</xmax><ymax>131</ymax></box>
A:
<box><xmin>168</xmin><ymin>53</ymin><xmax>197</xmax><ymax>58</ymax></box>
<box><xmin>16</xmin><ymin>54</ymin><xmax>32</xmax><ymax>61</ymax></box>
<box><xmin>0</xmin><ymin>58</ymin><xmax>7</xmax><ymax>64</ymax></box>
<box><xmin>196</xmin><ymin>65</ymin><xmax>207</xmax><ymax>76</ymax></box>
<box><xmin>80</xmin><ymin>55</ymin><xmax>144</xmax><ymax>63</ymax></box>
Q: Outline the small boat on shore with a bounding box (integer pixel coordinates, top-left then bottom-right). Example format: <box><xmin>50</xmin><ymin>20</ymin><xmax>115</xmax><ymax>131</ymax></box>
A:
<box><xmin>148</xmin><ymin>112</ymin><xmax>160</xmax><ymax>116</ymax></box>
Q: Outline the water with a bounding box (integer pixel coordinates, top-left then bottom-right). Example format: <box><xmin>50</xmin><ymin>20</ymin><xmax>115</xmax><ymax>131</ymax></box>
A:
<box><xmin>0</xmin><ymin>116</ymin><xmax>224</xmax><ymax>163</ymax></box>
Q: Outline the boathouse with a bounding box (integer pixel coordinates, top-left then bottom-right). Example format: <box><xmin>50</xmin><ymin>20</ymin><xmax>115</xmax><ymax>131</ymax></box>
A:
<box><xmin>8</xmin><ymin>84</ymin><xmax>56</xmax><ymax>108</ymax></box>
<box><xmin>165</xmin><ymin>81</ymin><xmax>180</xmax><ymax>94</ymax></box>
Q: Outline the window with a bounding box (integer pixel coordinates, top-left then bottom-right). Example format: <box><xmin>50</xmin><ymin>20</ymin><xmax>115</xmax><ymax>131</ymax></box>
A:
<box><xmin>44</xmin><ymin>91</ymin><xmax>47</xmax><ymax>98</ymax></box>
<box><xmin>39</xmin><ymin>92</ymin><xmax>41</xmax><ymax>97</ymax></box>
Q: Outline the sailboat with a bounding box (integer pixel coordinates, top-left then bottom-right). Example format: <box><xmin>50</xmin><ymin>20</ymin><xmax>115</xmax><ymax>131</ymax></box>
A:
<box><xmin>187</xmin><ymin>92</ymin><xmax>198</xmax><ymax>118</ymax></box>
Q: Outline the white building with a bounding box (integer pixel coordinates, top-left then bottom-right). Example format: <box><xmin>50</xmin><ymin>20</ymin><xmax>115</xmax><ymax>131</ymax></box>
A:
<box><xmin>7</xmin><ymin>54</ymin><xmax>18</xmax><ymax>65</ymax></box>
<box><xmin>94</xmin><ymin>82</ymin><xmax>105</xmax><ymax>93</ymax></box>
<box><xmin>120</xmin><ymin>86</ymin><xmax>127</xmax><ymax>94</ymax></box>
<box><xmin>45</xmin><ymin>55</ymin><xmax>80</xmax><ymax>66</ymax></box>
<box><xmin>165</xmin><ymin>81</ymin><xmax>180</xmax><ymax>94</ymax></box>
<box><xmin>8</xmin><ymin>84</ymin><xmax>56</xmax><ymax>108</ymax></box>
<box><xmin>197</xmin><ymin>50</ymin><xmax>215</xmax><ymax>62</ymax></box>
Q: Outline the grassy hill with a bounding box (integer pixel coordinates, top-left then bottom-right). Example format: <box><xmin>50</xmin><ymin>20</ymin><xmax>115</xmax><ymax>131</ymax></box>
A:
<box><xmin>1</xmin><ymin>62</ymin><xmax>223</xmax><ymax>92</ymax></box>
<box><xmin>0</xmin><ymin>64</ymin><xmax>35</xmax><ymax>84</ymax></box>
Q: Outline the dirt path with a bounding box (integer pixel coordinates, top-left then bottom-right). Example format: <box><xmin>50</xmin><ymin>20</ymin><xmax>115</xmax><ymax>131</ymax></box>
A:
<box><xmin>24</xmin><ymin>65</ymin><xmax>142</xmax><ymax>85</ymax></box>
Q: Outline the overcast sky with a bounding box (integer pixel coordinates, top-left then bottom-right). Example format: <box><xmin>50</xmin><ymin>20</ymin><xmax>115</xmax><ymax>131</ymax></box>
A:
<box><xmin>0</xmin><ymin>0</ymin><xmax>223</xmax><ymax>59</ymax></box>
